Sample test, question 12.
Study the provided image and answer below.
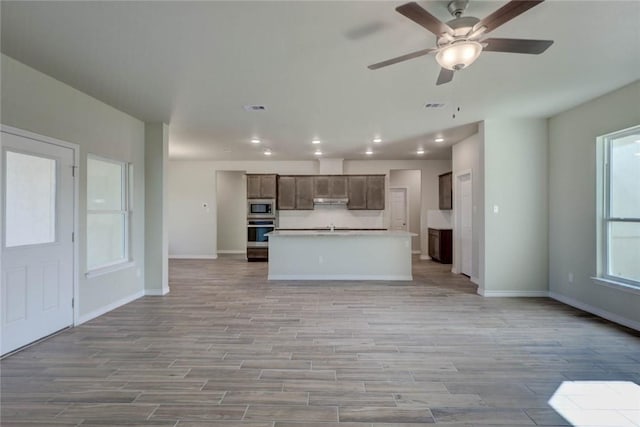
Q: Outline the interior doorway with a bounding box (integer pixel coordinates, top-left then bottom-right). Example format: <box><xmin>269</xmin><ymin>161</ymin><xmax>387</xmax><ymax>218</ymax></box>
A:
<box><xmin>390</xmin><ymin>187</ymin><xmax>408</xmax><ymax>231</ymax></box>
<box><xmin>455</xmin><ymin>171</ymin><xmax>473</xmax><ymax>276</ymax></box>
<box><xmin>1</xmin><ymin>127</ymin><xmax>77</xmax><ymax>356</ymax></box>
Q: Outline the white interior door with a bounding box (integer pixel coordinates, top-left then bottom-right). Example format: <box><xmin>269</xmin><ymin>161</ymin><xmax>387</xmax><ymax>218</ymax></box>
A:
<box><xmin>390</xmin><ymin>188</ymin><xmax>408</xmax><ymax>231</ymax></box>
<box><xmin>1</xmin><ymin>131</ymin><xmax>75</xmax><ymax>355</ymax></box>
<box><xmin>459</xmin><ymin>175</ymin><xmax>472</xmax><ymax>276</ymax></box>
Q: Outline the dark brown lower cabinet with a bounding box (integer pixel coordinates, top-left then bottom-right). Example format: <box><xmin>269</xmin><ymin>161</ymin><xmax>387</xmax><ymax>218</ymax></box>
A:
<box><xmin>428</xmin><ymin>228</ymin><xmax>452</xmax><ymax>264</ymax></box>
<box><xmin>247</xmin><ymin>247</ymin><xmax>268</xmax><ymax>262</ymax></box>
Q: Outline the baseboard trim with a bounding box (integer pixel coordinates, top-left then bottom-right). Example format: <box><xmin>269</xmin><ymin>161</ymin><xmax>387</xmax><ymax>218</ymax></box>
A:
<box><xmin>268</xmin><ymin>274</ymin><xmax>413</xmax><ymax>281</ymax></box>
<box><xmin>145</xmin><ymin>287</ymin><xmax>170</xmax><ymax>296</ymax></box>
<box><xmin>217</xmin><ymin>250</ymin><xmax>246</xmax><ymax>255</ymax></box>
<box><xmin>76</xmin><ymin>290</ymin><xmax>145</xmax><ymax>326</ymax></box>
<box><xmin>478</xmin><ymin>288</ymin><xmax>549</xmax><ymax>297</ymax></box>
<box><xmin>169</xmin><ymin>254</ymin><xmax>217</xmax><ymax>259</ymax></box>
<box><xmin>419</xmin><ymin>255</ymin><xmax>431</xmax><ymax>261</ymax></box>
<box><xmin>549</xmin><ymin>292</ymin><xmax>640</xmax><ymax>332</ymax></box>
<box><xmin>412</xmin><ymin>250</ymin><xmax>421</xmax><ymax>255</ymax></box>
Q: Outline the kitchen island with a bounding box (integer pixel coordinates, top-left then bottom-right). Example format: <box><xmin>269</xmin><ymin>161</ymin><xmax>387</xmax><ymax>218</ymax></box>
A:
<box><xmin>267</xmin><ymin>230</ymin><xmax>416</xmax><ymax>281</ymax></box>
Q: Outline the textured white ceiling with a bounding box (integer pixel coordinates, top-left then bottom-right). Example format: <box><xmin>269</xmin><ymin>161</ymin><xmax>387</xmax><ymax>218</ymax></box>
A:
<box><xmin>1</xmin><ymin>1</ymin><xmax>639</xmax><ymax>160</ymax></box>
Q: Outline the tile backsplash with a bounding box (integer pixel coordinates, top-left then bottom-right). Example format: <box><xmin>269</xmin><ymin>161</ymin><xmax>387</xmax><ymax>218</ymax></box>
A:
<box><xmin>278</xmin><ymin>205</ymin><xmax>384</xmax><ymax>229</ymax></box>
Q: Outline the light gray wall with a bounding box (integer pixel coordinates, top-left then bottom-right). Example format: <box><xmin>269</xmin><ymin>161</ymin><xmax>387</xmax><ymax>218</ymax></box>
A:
<box><xmin>1</xmin><ymin>53</ymin><xmax>146</xmax><ymax>317</ymax></box>
<box><xmin>482</xmin><ymin>119</ymin><xmax>548</xmax><ymax>295</ymax></box>
<box><xmin>389</xmin><ymin>169</ymin><xmax>421</xmax><ymax>252</ymax></box>
<box><xmin>452</xmin><ymin>131</ymin><xmax>482</xmax><ymax>282</ymax></box>
<box><xmin>549</xmin><ymin>80</ymin><xmax>640</xmax><ymax>326</ymax></box>
<box><xmin>216</xmin><ymin>171</ymin><xmax>246</xmax><ymax>253</ymax></box>
<box><xmin>144</xmin><ymin>123</ymin><xmax>169</xmax><ymax>294</ymax></box>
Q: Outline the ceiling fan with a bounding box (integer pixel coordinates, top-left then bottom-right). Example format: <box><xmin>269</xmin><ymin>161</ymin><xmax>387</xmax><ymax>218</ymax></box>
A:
<box><xmin>368</xmin><ymin>0</ymin><xmax>554</xmax><ymax>85</ymax></box>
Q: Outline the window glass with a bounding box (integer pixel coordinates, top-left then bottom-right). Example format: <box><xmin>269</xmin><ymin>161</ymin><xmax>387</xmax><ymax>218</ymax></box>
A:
<box><xmin>601</xmin><ymin>126</ymin><xmax>640</xmax><ymax>287</ymax></box>
<box><xmin>609</xmin><ymin>136</ymin><xmax>640</xmax><ymax>218</ymax></box>
<box><xmin>86</xmin><ymin>156</ymin><xmax>129</xmax><ymax>271</ymax></box>
<box><xmin>87</xmin><ymin>157</ymin><xmax>123</xmax><ymax>211</ymax></box>
<box><xmin>608</xmin><ymin>222</ymin><xmax>640</xmax><ymax>283</ymax></box>
<box><xmin>5</xmin><ymin>151</ymin><xmax>56</xmax><ymax>247</ymax></box>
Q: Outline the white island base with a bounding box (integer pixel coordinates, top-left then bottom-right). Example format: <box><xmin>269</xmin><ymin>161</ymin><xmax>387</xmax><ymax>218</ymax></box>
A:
<box><xmin>267</xmin><ymin>230</ymin><xmax>416</xmax><ymax>281</ymax></box>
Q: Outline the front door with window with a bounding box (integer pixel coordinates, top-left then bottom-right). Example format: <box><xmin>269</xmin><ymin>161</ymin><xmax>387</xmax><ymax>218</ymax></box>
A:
<box><xmin>1</xmin><ymin>130</ymin><xmax>75</xmax><ymax>355</ymax></box>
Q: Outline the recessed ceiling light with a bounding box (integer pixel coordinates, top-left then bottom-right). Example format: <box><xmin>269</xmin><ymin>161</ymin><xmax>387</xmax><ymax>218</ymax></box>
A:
<box><xmin>312</xmin><ymin>139</ymin><xmax>321</xmax><ymax>144</ymax></box>
<box><xmin>264</xmin><ymin>150</ymin><xmax>272</xmax><ymax>156</ymax></box>
<box><xmin>314</xmin><ymin>150</ymin><xmax>322</xmax><ymax>156</ymax></box>
<box><xmin>416</xmin><ymin>149</ymin><xmax>425</xmax><ymax>155</ymax></box>
<box><xmin>634</xmin><ymin>152</ymin><xmax>640</xmax><ymax>157</ymax></box>
<box><xmin>251</xmin><ymin>138</ymin><xmax>261</xmax><ymax>144</ymax></box>
<box><xmin>434</xmin><ymin>137</ymin><xmax>444</xmax><ymax>143</ymax></box>
<box><xmin>373</xmin><ymin>137</ymin><xmax>382</xmax><ymax>143</ymax></box>
<box><xmin>366</xmin><ymin>149</ymin><xmax>373</xmax><ymax>155</ymax></box>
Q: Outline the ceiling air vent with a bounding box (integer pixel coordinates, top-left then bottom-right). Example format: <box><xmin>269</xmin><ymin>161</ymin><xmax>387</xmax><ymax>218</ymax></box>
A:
<box><xmin>425</xmin><ymin>103</ymin><xmax>445</xmax><ymax>108</ymax></box>
<box><xmin>243</xmin><ymin>105</ymin><xmax>267</xmax><ymax>111</ymax></box>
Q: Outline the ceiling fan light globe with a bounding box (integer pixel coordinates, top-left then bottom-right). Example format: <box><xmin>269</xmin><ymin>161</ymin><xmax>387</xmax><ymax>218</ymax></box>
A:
<box><xmin>436</xmin><ymin>40</ymin><xmax>482</xmax><ymax>71</ymax></box>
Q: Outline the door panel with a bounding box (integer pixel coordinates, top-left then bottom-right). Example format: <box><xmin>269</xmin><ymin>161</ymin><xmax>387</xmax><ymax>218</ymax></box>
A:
<box><xmin>390</xmin><ymin>188</ymin><xmax>407</xmax><ymax>231</ymax></box>
<box><xmin>2</xmin><ymin>130</ymin><xmax>75</xmax><ymax>355</ymax></box>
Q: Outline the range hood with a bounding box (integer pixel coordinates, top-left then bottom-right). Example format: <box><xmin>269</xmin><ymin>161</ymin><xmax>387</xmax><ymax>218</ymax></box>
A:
<box><xmin>313</xmin><ymin>197</ymin><xmax>349</xmax><ymax>205</ymax></box>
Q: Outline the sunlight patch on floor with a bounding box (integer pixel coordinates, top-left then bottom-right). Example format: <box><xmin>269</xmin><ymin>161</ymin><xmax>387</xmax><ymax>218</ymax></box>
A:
<box><xmin>549</xmin><ymin>381</ymin><xmax>640</xmax><ymax>427</ymax></box>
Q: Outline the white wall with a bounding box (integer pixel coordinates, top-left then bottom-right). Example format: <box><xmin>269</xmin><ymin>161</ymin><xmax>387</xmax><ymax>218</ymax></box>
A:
<box><xmin>548</xmin><ymin>80</ymin><xmax>640</xmax><ymax>327</ymax></box>
<box><xmin>389</xmin><ymin>169</ymin><xmax>421</xmax><ymax>251</ymax></box>
<box><xmin>482</xmin><ymin>119</ymin><xmax>548</xmax><ymax>296</ymax></box>
<box><xmin>168</xmin><ymin>159</ymin><xmax>450</xmax><ymax>257</ymax></box>
<box><xmin>1</xmin><ymin>54</ymin><xmax>146</xmax><ymax>318</ymax></box>
<box><xmin>452</xmin><ymin>131</ymin><xmax>483</xmax><ymax>282</ymax></box>
<box><xmin>169</xmin><ymin>160</ymin><xmax>319</xmax><ymax>258</ymax></box>
<box><xmin>216</xmin><ymin>171</ymin><xmax>246</xmax><ymax>253</ymax></box>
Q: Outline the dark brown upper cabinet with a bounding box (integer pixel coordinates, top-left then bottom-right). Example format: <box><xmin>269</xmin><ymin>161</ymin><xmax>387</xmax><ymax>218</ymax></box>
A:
<box><xmin>314</xmin><ymin>175</ymin><xmax>348</xmax><ymax>199</ymax></box>
<box><xmin>347</xmin><ymin>176</ymin><xmax>367</xmax><ymax>209</ymax></box>
<box><xmin>277</xmin><ymin>176</ymin><xmax>296</xmax><ymax>210</ymax></box>
<box><xmin>366</xmin><ymin>175</ymin><xmax>385</xmax><ymax>210</ymax></box>
<box><xmin>278</xmin><ymin>175</ymin><xmax>314</xmax><ymax>210</ymax></box>
<box><xmin>295</xmin><ymin>176</ymin><xmax>314</xmax><ymax>210</ymax></box>
<box><xmin>247</xmin><ymin>174</ymin><xmax>277</xmax><ymax>199</ymax></box>
<box><xmin>347</xmin><ymin>175</ymin><xmax>385</xmax><ymax>210</ymax></box>
<box><xmin>438</xmin><ymin>172</ymin><xmax>453</xmax><ymax>210</ymax></box>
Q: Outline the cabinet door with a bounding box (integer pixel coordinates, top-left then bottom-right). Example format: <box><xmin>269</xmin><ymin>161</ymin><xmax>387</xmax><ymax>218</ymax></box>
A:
<box><xmin>277</xmin><ymin>176</ymin><xmax>296</xmax><ymax>210</ymax></box>
<box><xmin>295</xmin><ymin>176</ymin><xmax>314</xmax><ymax>210</ymax></box>
<box><xmin>347</xmin><ymin>176</ymin><xmax>367</xmax><ymax>210</ymax></box>
<box><xmin>366</xmin><ymin>175</ymin><xmax>385</xmax><ymax>210</ymax></box>
<box><xmin>260</xmin><ymin>175</ymin><xmax>277</xmax><ymax>199</ymax></box>
<box><xmin>428</xmin><ymin>229</ymin><xmax>440</xmax><ymax>260</ymax></box>
<box><xmin>314</xmin><ymin>176</ymin><xmax>330</xmax><ymax>198</ymax></box>
<box><xmin>329</xmin><ymin>176</ymin><xmax>347</xmax><ymax>198</ymax></box>
<box><xmin>439</xmin><ymin>172</ymin><xmax>452</xmax><ymax>210</ymax></box>
<box><xmin>247</xmin><ymin>175</ymin><xmax>261</xmax><ymax>198</ymax></box>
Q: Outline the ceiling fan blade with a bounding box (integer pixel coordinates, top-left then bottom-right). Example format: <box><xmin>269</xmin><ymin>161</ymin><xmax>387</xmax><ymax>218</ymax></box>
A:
<box><xmin>368</xmin><ymin>47</ymin><xmax>436</xmax><ymax>70</ymax></box>
<box><xmin>436</xmin><ymin>68</ymin><xmax>454</xmax><ymax>85</ymax></box>
<box><xmin>483</xmin><ymin>38</ymin><xmax>553</xmax><ymax>54</ymax></box>
<box><xmin>475</xmin><ymin>0</ymin><xmax>545</xmax><ymax>34</ymax></box>
<box><xmin>396</xmin><ymin>2</ymin><xmax>453</xmax><ymax>36</ymax></box>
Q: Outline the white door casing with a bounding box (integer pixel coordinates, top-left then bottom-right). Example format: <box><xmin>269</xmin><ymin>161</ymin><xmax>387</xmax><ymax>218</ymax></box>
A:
<box><xmin>460</xmin><ymin>175</ymin><xmax>472</xmax><ymax>276</ymax></box>
<box><xmin>1</xmin><ymin>129</ymin><xmax>76</xmax><ymax>355</ymax></box>
<box><xmin>390</xmin><ymin>188</ymin><xmax>408</xmax><ymax>231</ymax></box>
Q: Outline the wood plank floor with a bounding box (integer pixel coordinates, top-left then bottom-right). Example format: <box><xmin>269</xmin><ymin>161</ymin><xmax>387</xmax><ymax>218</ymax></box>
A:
<box><xmin>2</xmin><ymin>256</ymin><xmax>639</xmax><ymax>426</ymax></box>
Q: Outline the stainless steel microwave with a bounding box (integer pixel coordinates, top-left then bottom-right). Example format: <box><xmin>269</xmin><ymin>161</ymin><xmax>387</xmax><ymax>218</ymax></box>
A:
<box><xmin>247</xmin><ymin>198</ymin><xmax>275</xmax><ymax>218</ymax></box>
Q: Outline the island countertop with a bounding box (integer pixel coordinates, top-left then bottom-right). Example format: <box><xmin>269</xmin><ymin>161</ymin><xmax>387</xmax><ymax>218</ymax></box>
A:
<box><xmin>268</xmin><ymin>230</ymin><xmax>417</xmax><ymax>237</ymax></box>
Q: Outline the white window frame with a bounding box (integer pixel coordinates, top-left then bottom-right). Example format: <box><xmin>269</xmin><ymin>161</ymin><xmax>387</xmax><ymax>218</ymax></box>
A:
<box><xmin>594</xmin><ymin>125</ymin><xmax>640</xmax><ymax>293</ymax></box>
<box><xmin>86</xmin><ymin>155</ymin><xmax>132</xmax><ymax>276</ymax></box>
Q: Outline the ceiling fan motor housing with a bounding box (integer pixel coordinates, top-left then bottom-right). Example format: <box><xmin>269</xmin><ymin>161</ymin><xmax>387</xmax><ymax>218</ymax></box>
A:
<box><xmin>447</xmin><ymin>0</ymin><xmax>469</xmax><ymax>18</ymax></box>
